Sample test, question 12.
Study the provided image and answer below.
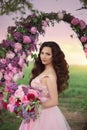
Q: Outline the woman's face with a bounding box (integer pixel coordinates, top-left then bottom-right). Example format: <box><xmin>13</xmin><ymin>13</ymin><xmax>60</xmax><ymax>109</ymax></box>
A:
<box><xmin>40</xmin><ymin>47</ymin><xmax>53</xmax><ymax>65</ymax></box>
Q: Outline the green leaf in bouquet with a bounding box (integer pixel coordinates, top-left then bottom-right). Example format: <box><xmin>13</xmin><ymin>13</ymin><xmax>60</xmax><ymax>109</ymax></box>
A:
<box><xmin>3</xmin><ymin>91</ymin><xmax>9</xmax><ymax>102</ymax></box>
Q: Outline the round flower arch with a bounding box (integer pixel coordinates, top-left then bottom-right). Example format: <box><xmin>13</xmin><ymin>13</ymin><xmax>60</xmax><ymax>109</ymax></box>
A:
<box><xmin>0</xmin><ymin>10</ymin><xmax>87</xmax><ymax>110</ymax></box>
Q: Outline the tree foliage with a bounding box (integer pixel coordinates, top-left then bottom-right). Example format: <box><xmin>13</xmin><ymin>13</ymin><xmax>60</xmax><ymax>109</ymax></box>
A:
<box><xmin>80</xmin><ymin>0</ymin><xmax>87</xmax><ymax>7</ymax></box>
<box><xmin>0</xmin><ymin>0</ymin><xmax>33</xmax><ymax>15</ymax></box>
<box><xmin>0</xmin><ymin>0</ymin><xmax>87</xmax><ymax>16</ymax></box>
<box><xmin>77</xmin><ymin>0</ymin><xmax>87</xmax><ymax>10</ymax></box>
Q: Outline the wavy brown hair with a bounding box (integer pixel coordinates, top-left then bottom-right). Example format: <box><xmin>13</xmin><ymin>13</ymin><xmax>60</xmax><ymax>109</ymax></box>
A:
<box><xmin>29</xmin><ymin>41</ymin><xmax>69</xmax><ymax>93</ymax></box>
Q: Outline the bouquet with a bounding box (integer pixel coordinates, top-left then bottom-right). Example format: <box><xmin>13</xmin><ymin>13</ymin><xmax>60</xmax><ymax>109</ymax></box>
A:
<box><xmin>3</xmin><ymin>84</ymin><xmax>42</xmax><ymax>123</ymax></box>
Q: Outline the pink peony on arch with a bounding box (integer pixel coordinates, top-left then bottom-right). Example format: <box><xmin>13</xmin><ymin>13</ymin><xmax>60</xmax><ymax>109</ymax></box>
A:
<box><xmin>0</xmin><ymin>10</ymin><xmax>87</xmax><ymax>111</ymax></box>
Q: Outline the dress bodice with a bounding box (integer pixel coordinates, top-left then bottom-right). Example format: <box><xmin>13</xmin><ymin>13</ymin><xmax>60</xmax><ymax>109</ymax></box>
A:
<box><xmin>31</xmin><ymin>75</ymin><xmax>49</xmax><ymax>102</ymax></box>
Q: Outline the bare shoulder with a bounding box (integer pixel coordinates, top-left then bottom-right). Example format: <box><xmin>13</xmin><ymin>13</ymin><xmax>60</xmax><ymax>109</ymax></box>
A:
<box><xmin>40</xmin><ymin>72</ymin><xmax>57</xmax><ymax>86</ymax></box>
<box><xmin>45</xmin><ymin>74</ymin><xmax>58</xmax><ymax>92</ymax></box>
<box><xmin>47</xmin><ymin>73</ymin><xmax>57</xmax><ymax>81</ymax></box>
<box><xmin>45</xmin><ymin>73</ymin><xmax>57</xmax><ymax>86</ymax></box>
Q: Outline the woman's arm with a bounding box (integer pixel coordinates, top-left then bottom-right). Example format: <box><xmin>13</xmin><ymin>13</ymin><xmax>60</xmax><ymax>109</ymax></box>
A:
<box><xmin>41</xmin><ymin>76</ymin><xmax>58</xmax><ymax>108</ymax></box>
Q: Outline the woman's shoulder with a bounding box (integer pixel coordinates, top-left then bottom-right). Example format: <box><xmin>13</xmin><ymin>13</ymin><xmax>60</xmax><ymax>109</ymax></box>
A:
<box><xmin>37</xmin><ymin>70</ymin><xmax>57</xmax><ymax>82</ymax></box>
<box><xmin>46</xmin><ymin>74</ymin><xmax>56</xmax><ymax>78</ymax></box>
<box><xmin>43</xmin><ymin>73</ymin><xmax>57</xmax><ymax>82</ymax></box>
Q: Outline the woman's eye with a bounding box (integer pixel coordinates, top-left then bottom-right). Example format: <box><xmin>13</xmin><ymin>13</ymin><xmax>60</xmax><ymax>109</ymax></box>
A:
<box><xmin>46</xmin><ymin>53</ymin><xmax>50</xmax><ymax>55</ymax></box>
<box><xmin>41</xmin><ymin>52</ymin><xmax>51</xmax><ymax>55</ymax></box>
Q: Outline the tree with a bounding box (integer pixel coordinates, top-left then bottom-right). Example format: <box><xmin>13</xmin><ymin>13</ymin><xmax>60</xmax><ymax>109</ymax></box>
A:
<box><xmin>80</xmin><ymin>0</ymin><xmax>87</xmax><ymax>7</ymax></box>
<box><xmin>0</xmin><ymin>0</ymin><xmax>33</xmax><ymax>15</ymax></box>
<box><xmin>77</xmin><ymin>0</ymin><xmax>87</xmax><ymax>10</ymax></box>
<box><xmin>0</xmin><ymin>0</ymin><xmax>87</xmax><ymax>16</ymax></box>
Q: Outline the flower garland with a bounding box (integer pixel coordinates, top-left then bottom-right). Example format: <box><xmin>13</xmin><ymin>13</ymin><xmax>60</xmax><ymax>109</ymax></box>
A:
<box><xmin>63</xmin><ymin>12</ymin><xmax>87</xmax><ymax>56</ymax></box>
<box><xmin>0</xmin><ymin>10</ymin><xmax>87</xmax><ymax>111</ymax></box>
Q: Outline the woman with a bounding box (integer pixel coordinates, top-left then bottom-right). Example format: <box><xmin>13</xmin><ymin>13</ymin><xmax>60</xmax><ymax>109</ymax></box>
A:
<box><xmin>19</xmin><ymin>41</ymin><xmax>71</xmax><ymax>130</ymax></box>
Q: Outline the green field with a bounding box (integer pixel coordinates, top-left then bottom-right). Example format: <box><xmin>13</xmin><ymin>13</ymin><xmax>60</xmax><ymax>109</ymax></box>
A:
<box><xmin>0</xmin><ymin>64</ymin><xmax>87</xmax><ymax>130</ymax></box>
<box><xmin>59</xmin><ymin>65</ymin><xmax>87</xmax><ymax>111</ymax></box>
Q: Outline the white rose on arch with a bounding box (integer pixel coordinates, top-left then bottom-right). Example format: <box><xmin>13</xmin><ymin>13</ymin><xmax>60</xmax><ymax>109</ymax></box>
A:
<box><xmin>57</xmin><ymin>11</ymin><xmax>64</xmax><ymax>20</ymax></box>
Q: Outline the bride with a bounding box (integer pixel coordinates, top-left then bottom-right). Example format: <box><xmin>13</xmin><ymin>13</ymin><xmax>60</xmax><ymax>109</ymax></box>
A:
<box><xmin>19</xmin><ymin>41</ymin><xmax>71</xmax><ymax>130</ymax></box>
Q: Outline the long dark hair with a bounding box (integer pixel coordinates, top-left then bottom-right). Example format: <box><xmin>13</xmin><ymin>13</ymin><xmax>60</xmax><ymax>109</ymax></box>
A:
<box><xmin>29</xmin><ymin>41</ymin><xmax>69</xmax><ymax>93</ymax></box>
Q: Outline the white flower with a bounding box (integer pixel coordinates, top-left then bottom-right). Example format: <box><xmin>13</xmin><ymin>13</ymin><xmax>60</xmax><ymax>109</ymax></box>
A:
<box><xmin>57</xmin><ymin>11</ymin><xmax>64</xmax><ymax>20</ymax></box>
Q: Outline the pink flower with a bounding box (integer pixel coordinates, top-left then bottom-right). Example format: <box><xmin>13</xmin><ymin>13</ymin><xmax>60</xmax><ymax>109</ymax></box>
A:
<box><xmin>7</xmin><ymin>104</ymin><xmax>15</xmax><ymax>112</ymax></box>
<box><xmin>12</xmin><ymin>67</ymin><xmax>18</xmax><ymax>74</ymax></box>
<box><xmin>6</xmin><ymin>51</ymin><xmax>15</xmax><ymax>59</ymax></box>
<box><xmin>0</xmin><ymin>58</ymin><xmax>6</xmax><ymax>64</ymax></box>
<box><xmin>30</xmin><ymin>27</ymin><xmax>37</xmax><ymax>34</ymax></box>
<box><xmin>28</xmin><ymin>89</ymin><xmax>39</xmax><ymax>97</ymax></box>
<box><xmin>84</xmin><ymin>48</ymin><xmax>87</xmax><ymax>57</ymax></box>
<box><xmin>4</xmin><ymin>73</ymin><xmax>13</xmax><ymax>81</ymax></box>
<box><xmin>80</xmin><ymin>36</ymin><xmax>87</xmax><ymax>43</ymax></box>
<box><xmin>0</xmin><ymin>69</ymin><xmax>5</xmax><ymax>73</ymax></box>
<box><xmin>9</xmin><ymin>96</ymin><xmax>16</xmax><ymax>104</ymax></box>
<box><xmin>4</xmin><ymin>86</ymin><xmax>9</xmax><ymax>92</ymax></box>
<box><xmin>21</xmin><ymin>95</ymin><xmax>29</xmax><ymax>104</ymax></box>
<box><xmin>8</xmin><ymin>63</ymin><xmax>13</xmax><ymax>70</ymax></box>
<box><xmin>84</xmin><ymin>48</ymin><xmax>87</xmax><ymax>53</ymax></box>
<box><xmin>18</xmin><ymin>57</ymin><xmax>24</xmax><ymax>67</ymax></box>
<box><xmin>79</xmin><ymin>20</ymin><xmax>86</xmax><ymax>30</ymax></box>
<box><xmin>18</xmin><ymin>84</ymin><xmax>26</xmax><ymax>89</ymax></box>
<box><xmin>5</xmin><ymin>81</ymin><xmax>13</xmax><ymax>87</ymax></box>
<box><xmin>71</xmin><ymin>18</ymin><xmax>79</xmax><ymax>26</ymax></box>
<box><xmin>23</xmin><ymin>35</ymin><xmax>31</xmax><ymax>44</ymax></box>
<box><xmin>14</xmin><ymin>43</ymin><xmax>22</xmax><ymax>52</ymax></box>
<box><xmin>14</xmin><ymin>87</ymin><xmax>24</xmax><ymax>100</ymax></box>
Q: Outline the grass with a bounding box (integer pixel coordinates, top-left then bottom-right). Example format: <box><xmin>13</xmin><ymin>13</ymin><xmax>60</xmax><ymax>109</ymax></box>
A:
<box><xmin>0</xmin><ymin>110</ymin><xmax>22</xmax><ymax>130</ymax></box>
<box><xmin>59</xmin><ymin>65</ymin><xmax>87</xmax><ymax>111</ymax></box>
<box><xmin>0</xmin><ymin>64</ymin><xmax>87</xmax><ymax>130</ymax></box>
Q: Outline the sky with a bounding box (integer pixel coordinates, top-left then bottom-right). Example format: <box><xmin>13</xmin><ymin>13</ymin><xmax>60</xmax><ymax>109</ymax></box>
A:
<box><xmin>0</xmin><ymin>0</ymin><xmax>87</xmax><ymax>65</ymax></box>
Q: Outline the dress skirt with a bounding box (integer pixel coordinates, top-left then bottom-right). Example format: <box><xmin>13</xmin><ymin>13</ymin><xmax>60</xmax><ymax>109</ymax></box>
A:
<box><xmin>19</xmin><ymin>106</ymin><xmax>71</xmax><ymax>130</ymax></box>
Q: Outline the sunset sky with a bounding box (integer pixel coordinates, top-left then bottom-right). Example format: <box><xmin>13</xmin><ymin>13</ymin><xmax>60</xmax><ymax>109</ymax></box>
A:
<box><xmin>0</xmin><ymin>0</ymin><xmax>87</xmax><ymax>65</ymax></box>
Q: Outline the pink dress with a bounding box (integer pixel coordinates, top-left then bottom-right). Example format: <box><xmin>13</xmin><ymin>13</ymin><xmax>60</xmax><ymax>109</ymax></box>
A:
<box><xmin>19</xmin><ymin>75</ymin><xmax>71</xmax><ymax>130</ymax></box>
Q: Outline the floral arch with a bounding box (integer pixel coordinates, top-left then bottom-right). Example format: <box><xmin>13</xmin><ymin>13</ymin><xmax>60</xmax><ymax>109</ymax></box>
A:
<box><xmin>0</xmin><ymin>10</ymin><xmax>87</xmax><ymax>110</ymax></box>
